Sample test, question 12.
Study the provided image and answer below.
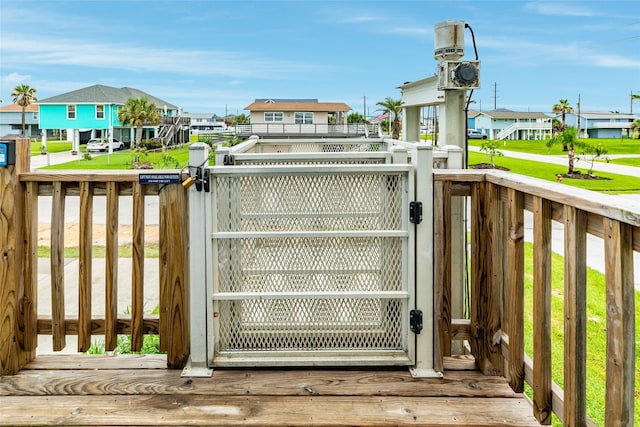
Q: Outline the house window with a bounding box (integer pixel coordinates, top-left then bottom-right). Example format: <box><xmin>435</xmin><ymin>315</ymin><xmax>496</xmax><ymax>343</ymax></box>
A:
<box><xmin>96</xmin><ymin>105</ymin><xmax>105</xmax><ymax>120</ymax></box>
<box><xmin>67</xmin><ymin>105</ymin><xmax>76</xmax><ymax>120</ymax></box>
<box><xmin>264</xmin><ymin>112</ymin><xmax>283</xmax><ymax>122</ymax></box>
<box><xmin>295</xmin><ymin>112</ymin><xmax>314</xmax><ymax>124</ymax></box>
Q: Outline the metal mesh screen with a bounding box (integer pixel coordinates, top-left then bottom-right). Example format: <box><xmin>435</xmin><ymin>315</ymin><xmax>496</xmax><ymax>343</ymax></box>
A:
<box><xmin>212</xmin><ymin>170</ymin><xmax>409</xmax><ymax>357</ymax></box>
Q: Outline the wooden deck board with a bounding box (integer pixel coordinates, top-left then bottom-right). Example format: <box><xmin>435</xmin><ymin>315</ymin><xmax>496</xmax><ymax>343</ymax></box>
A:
<box><xmin>0</xmin><ymin>355</ymin><xmax>541</xmax><ymax>426</ymax></box>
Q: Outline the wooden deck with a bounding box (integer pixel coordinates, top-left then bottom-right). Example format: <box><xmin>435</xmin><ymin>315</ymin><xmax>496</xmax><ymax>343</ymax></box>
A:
<box><xmin>0</xmin><ymin>354</ymin><xmax>540</xmax><ymax>426</ymax></box>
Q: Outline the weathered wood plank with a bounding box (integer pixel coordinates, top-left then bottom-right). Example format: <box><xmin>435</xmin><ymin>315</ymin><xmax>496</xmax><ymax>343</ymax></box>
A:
<box><xmin>50</xmin><ymin>181</ymin><xmax>66</xmax><ymax>351</ymax></box>
<box><xmin>603</xmin><ymin>218</ymin><xmax>635</xmax><ymax>426</ymax></box>
<box><xmin>131</xmin><ymin>182</ymin><xmax>145</xmax><ymax>352</ymax></box>
<box><xmin>159</xmin><ymin>184</ymin><xmax>189</xmax><ymax>368</ymax></box>
<box><xmin>532</xmin><ymin>196</ymin><xmax>552</xmax><ymax>425</ymax></box>
<box><xmin>471</xmin><ymin>182</ymin><xmax>503</xmax><ymax>376</ymax></box>
<box><xmin>1</xmin><ymin>368</ymin><xmax>517</xmax><ymax>398</ymax></box>
<box><xmin>77</xmin><ymin>181</ymin><xmax>93</xmax><ymax>352</ymax></box>
<box><xmin>37</xmin><ymin>317</ymin><xmax>160</xmax><ymax>336</ymax></box>
<box><xmin>0</xmin><ymin>158</ymin><xmax>18</xmax><ymax>374</ymax></box>
<box><xmin>507</xmin><ymin>189</ymin><xmax>524</xmax><ymax>393</ymax></box>
<box><xmin>105</xmin><ymin>181</ymin><xmax>119</xmax><ymax>351</ymax></box>
<box><xmin>0</xmin><ymin>395</ymin><xmax>541</xmax><ymax>426</ymax></box>
<box><xmin>433</xmin><ymin>180</ymin><xmax>451</xmax><ymax>372</ymax></box>
<box><xmin>563</xmin><ymin>205</ymin><xmax>587</xmax><ymax>426</ymax></box>
<box><xmin>21</xmin><ymin>181</ymin><xmax>39</xmax><ymax>353</ymax></box>
<box><xmin>24</xmin><ymin>354</ymin><xmax>168</xmax><ymax>370</ymax></box>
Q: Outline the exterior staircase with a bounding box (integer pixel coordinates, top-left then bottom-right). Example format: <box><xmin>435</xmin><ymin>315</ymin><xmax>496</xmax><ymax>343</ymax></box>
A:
<box><xmin>155</xmin><ymin>116</ymin><xmax>191</xmax><ymax>146</ymax></box>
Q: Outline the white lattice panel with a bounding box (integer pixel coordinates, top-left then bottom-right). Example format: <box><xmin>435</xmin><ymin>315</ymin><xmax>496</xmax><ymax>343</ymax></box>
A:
<box><xmin>209</xmin><ymin>166</ymin><xmax>411</xmax><ymax>365</ymax></box>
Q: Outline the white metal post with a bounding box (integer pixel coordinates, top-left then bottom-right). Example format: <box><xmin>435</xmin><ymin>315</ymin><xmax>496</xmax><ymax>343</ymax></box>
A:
<box><xmin>182</xmin><ymin>142</ymin><xmax>213</xmax><ymax>377</ymax></box>
<box><xmin>410</xmin><ymin>143</ymin><xmax>441</xmax><ymax>378</ymax></box>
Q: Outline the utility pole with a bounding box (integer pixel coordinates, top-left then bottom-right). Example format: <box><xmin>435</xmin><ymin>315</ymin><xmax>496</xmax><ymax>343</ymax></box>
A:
<box><xmin>363</xmin><ymin>96</ymin><xmax>366</xmax><ymax>120</ymax></box>
<box><xmin>493</xmin><ymin>82</ymin><xmax>498</xmax><ymax>110</ymax></box>
<box><xmin>577</xmin><ymin>94</ymin><xmax>581</xmax><ymax>137</ymax></box>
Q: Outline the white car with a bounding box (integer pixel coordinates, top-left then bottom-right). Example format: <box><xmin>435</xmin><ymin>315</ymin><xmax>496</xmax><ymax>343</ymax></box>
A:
<box><xmin>86</xmin><ymin>138</ymin><xmax>125</xmax><ymax>152</ymax></box>
<box><xmin>467</xmin><ymin>129</ymin><xmax>487</xmax><ymax>139</ymax></box>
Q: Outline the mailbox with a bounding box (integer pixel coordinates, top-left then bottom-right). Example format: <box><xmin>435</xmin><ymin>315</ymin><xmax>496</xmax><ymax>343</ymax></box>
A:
<box><xmin>0</xmin><ymin>140</ymin><xmax>16</xmax><ymax>166</ymax></box>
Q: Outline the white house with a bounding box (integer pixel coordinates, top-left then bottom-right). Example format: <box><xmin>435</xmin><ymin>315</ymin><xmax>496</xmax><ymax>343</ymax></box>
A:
<box><xmin>0</xmin><ymin>104</ymin><xmax>40</xmax><ymax>137</ymax></box>
<box><xmin>562</xmin><ymin>111</ymin><xmax>637</xmax><ymax>139</ymax></box>
<box><xmin>470</xmin><ymin>109</ymin><xmax>552</xmax><ymax>140</ymax></box>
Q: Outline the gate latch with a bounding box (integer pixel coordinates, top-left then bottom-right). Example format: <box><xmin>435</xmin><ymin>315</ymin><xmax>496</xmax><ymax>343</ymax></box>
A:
<box><xmin>409</xmin><ymin>201</ymin><xmax>422</xmax><ymax>224</ymax></box>
<box><xmin>410</xmin><ymin>309</ymin><xmax>423</xmax><ymax>334</ymax></box>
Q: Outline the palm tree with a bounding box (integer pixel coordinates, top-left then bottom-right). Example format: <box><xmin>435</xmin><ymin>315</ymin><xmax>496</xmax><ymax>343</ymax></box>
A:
<box><xmin>631</xmin><ymin>92</ymin><xmax>640</xmax><ymax>114</ymax></box>
<box><xmin>117</xmin><ymin>97</ymin><xmax>161</xmax><ymax>149</ymax></box>
<box><xmin>11</xmin><ymin>84</ymin><xmax>38</xmax><ymax>136</ymax></box>
<box><xmin>376</xmin><ymin>97</ymin><xmax>403</xmax><ymax>140</ymax></box>
<box><xmin>552</xmin><ymin>99</ymin><xmax>574</xmax><ymax>150</ymax></box>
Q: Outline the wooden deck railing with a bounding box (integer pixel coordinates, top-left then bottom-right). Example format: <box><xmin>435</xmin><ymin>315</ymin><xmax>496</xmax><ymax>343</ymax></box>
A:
<box><xmin>0</xmin><ymin>138</ymin><xmax>189</xmax><ymax>375</ymax></box>
<box><xmin>1</xmin><ymin>138</ymin><xmax>637</xmax><ymax>425</ymax></box>
<box><xmin>433</xmin><ymin>169</ymin><xmax>637</xmax><ymax>426</ymax></box>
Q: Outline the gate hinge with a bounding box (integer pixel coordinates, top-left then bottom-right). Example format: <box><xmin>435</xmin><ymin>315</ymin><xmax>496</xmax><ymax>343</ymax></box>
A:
<box><xmin>409</xmin><ymin>201</ymin><xmax>422</xmax><ymax>224</ymax></box>
<box><xmin>194</xmin><ymin>167</ymin><xmax>210</xmax><ymax>192</ymax></box>
<box><xmin>223</xmin><ymin>154</ymin><xmax>235</xmax><ymax>165</ymax></box>
<box><xmin>410</xmin><ymin>309</ymin><xmax>423</xmax><ymax>334</ymax></box>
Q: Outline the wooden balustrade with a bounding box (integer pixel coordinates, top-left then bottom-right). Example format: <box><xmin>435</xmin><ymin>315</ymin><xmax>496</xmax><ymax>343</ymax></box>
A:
<box><xmin>433</xmin><ymin>169</ymin><xmax>637</xmax><ymax>426</ymax></box>
<box><xmin>0</xmin><ymin>138</ymin><xmax>189</xmax><ymax>374</ymax></box>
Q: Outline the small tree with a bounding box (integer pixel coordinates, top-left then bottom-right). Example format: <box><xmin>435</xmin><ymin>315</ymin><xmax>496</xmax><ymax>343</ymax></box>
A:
<box><xmin>552</xmin><ymin>99</ymin><xmax>573</xmax><ymax>151</ymax></box>
<box><xmin>630</xmin><ymin>119</ymin><xmax>640</xmax><ymax>139</ymax></box>
<box><xmin>480</xmin><ymin>140</ymin><xmax>504</xmax><ymax>167</ymax></box>
<box><xmin>577</xmin><ymin>142</ymin><xmax>608</xmax><ymax>176</ymax></box>
<box><xmin>546</xmin><ymin>126</ymin><xmax>578</xmax><ymax>175</ymax></box>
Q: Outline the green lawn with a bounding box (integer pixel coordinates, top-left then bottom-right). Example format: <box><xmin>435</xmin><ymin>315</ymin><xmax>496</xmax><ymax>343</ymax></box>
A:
<box><xmin>468</xmin><ymin>151</ymin><xmax>640</xmax><ymax>193</ymax></box>
<box><xmin>31</xmin><ymin>140</ymin><xmax>72</xmax><ymax>154</ymax></box>
<box><xmin>39</xmin><ymin>146</ymin><xmax>192</xmax><ymax>170</ymax></box>
<box><xmin>469</xmin><ymin>138</ymin><xmax>640</xmax><ymax>155</ymax></box>
<box><xmin>606</xmin><ymin>157</ymin><xmax>640</xmax><ymax>167</ymax></box>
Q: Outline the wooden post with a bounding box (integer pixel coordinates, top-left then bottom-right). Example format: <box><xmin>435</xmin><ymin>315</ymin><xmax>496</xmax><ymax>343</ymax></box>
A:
<box><xmin>78</xmin><ymin>181</ymin><xmax>94</xmax><ymax>352</ymax></box>
<box><xmin>131</xmin><ymin>182</ymin><xmax>145</xmax><ymax>352</ymax></box>
<box><xmin>433</xmin><ymin>180</ymin><xmax>451</xmax><ymax>373</ymax></box>
<box><xmin>0</xmin><ymin>137</ymin><xmax>32</xmax><ymax>375</ymax></box>
<box><xmin>470</xmin><ymin>180</ymin><xmax>502</xmax><ymax>376</ymax></box>
<box><xmin>603</xmin><ymin>218</ymin><xmax>635</xmax><ymax>426</ymax></box>
<box><xmin>563</xmin><ymin>205</ymin><xmax>587</xmax><ymax>426</ymax></box>
<box><xmin>506</xmin><ymin>188</ymin><xmax>524</xmax><ymax>392</ymax></box>
<box><xmin>160</xmin><ymin>184</ymin><xmax>190</xmax><ymax>368</ymax></box>
<box><xmin>533</xmin><ymin>196</ymin><xmax>552</xmax><ymax>425</ymax></box>
<box><xmin>105</xmin><ymin>182</ymin><xmax>119</xmax><ymax>351</ymax></box>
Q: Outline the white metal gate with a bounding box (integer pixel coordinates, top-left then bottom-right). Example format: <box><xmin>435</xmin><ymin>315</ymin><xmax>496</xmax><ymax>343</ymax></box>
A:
<box><xmin>185</xmin><ymin>138</ymin><xmax>453</xmax><ymax>377</ymax></box>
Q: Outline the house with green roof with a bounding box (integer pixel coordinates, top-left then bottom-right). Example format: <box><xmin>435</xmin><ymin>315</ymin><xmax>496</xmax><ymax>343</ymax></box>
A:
<box><xmin>38</xmin><ymin>84</ymin><xmax>182</xmax><ymax>152</ymax></box>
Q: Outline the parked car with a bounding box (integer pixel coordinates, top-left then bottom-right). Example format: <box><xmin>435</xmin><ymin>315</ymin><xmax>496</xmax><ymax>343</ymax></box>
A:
<box><xmin>86</xmin><ymin>138</ymin><xmax>125</xmax><ymax>152</ymax></box>
<box><xmin>467</xmin><ymin>129</ymin><xmax>487</xmax><ymax>139</ymax></box>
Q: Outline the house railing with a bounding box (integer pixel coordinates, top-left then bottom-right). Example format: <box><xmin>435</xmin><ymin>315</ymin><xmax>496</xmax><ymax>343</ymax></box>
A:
<box><xmin>496</xmin><ymin>122</ymin><xmax>552</xmax><ymax>140</ymax></box>
<box><xmin>433</xmin><ymin>169</ymin><xmax>637</xmax><ymax>426</ymax></box>
<box><xmin>0</xmin><ymin>138</ymin><xmax>189</xmax><ymax>374</ymax></box>
<box><xmin>235</xmin><ymin>123</ymin><xmax>379</xmax><ymax>137</ymax></box>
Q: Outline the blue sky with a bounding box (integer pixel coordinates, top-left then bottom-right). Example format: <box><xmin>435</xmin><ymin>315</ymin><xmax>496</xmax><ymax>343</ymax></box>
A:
<box><xmin>1</xmin><ymin>0</ymin><xmax>639</xmax><ymax>117</ymax></box>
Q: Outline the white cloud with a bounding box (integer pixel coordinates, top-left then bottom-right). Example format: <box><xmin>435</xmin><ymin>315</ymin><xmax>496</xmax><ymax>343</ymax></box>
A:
<box><xmin>524</xmin><ymin>2</ymin><xmax>600</xmax><ymax>17</ymax></box>
<box><xmin>585</xmin><ymin>54</ymin><xmax>640</xmax><ymax>69</ymax></box>
<box><xmin>0</xmin><ymin>34</ymin><xmax>326</xmax><ymax>79</ymax></box>
<box><xmin>2</xmin><ymin>72</ymin><xmax>32</xmax><ymax>85</ymax></box>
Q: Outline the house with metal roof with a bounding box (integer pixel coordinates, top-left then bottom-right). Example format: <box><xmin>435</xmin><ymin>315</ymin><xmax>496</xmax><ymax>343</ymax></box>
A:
<box><xmin>239</xmin><ymin>99</ymin><xmax>361</xmax><ymax>137</ymax></box>
<box><xmin>0</xmin><ymin>104</ymin><xmax>40</xmax><ymax>138</ymax></box>
<box><xmin>470</xmin><ymin>109</ymin><xmax>552</xmax><ymax>140</ymax></box>
<box><xmin>562</xmin><ymin>111</ymin><xmax>637</xmax><ymax>139</ymax></box>
<box><xmin>37</xmin><ymin>84</ymin><xmax>181</xmax><ymax>152</ymax></box>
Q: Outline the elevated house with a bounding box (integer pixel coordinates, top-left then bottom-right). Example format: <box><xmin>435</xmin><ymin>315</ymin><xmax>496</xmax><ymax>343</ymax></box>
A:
<box><xmin>0</xmin><ymin>103</ymin><xmax>40</xmax><ymax>138</ymax></box>
<box><xmin>238</xmin><ymin>98</ymin><xmax>373</xmax><ymax>137</ymax></box>
<box><xmin>37</xmin><ymin>84</ymin><xmax>188</xmax><ymax>152</ymax></box>
<box><xmin>562</xmin><ymin>111</ymin><xmax>637</xmax><ymax>139</ymax></box>
<box><xmin>470</xmin><ymin>109</ymin><xmax>552</xmax><ymax>140</ymax></box>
